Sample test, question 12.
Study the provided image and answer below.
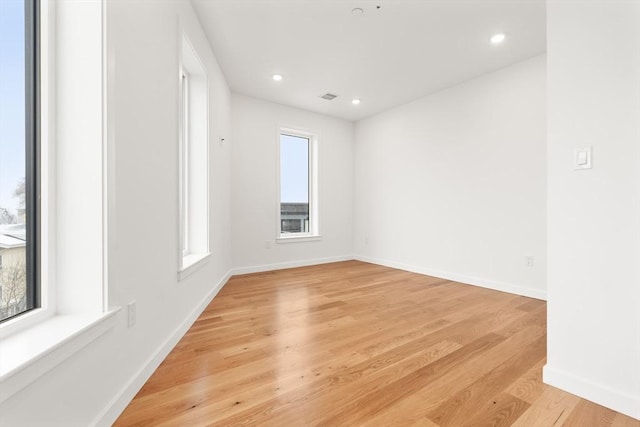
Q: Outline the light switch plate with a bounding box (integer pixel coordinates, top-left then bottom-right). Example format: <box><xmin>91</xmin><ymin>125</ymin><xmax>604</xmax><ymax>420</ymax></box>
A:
<box><xmin>574</xmin><ymin>147</ymin><xmax>592</xmax><ymax>170</ymax></box>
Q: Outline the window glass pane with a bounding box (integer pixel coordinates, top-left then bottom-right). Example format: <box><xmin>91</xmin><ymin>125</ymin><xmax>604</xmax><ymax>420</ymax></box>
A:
<box><xmin>280</xmin><ymin>134</ymin><xmax>309</xmax><ymax>234</ymax></box>
<box><xmin>179</xmin><ymin>34</ymin><xmax>209</xmax><ymax>270</ymax></box>
<box><xmin>181</xmin><ymin>72</ymin><xmax>189</xmax><ymax>256</ymax></box>
<box><xmin>0</xmin><ymin>0</ymin><xmax>29</xmax><ymax>321</ymax></box>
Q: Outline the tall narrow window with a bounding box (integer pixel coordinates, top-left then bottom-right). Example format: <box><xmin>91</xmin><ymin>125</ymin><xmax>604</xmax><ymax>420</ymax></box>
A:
<box><xmin>180</xmin><ymin>71</ymin><xmax>190</xmax><ymax>257</ymax></box>
<box><xmin>0</xmin><ymin>0</ymin><xmax>39</xmax><ymax>321</ymax></box>
<box><xmin>279</xmin><ymin>130</ymin><xmax>318</xmax><ymax>238</ymax></box>
<box><xmin>179</xmin><ymin>34</ymin><xmax>209</xmax><ymax>274</ymax></box>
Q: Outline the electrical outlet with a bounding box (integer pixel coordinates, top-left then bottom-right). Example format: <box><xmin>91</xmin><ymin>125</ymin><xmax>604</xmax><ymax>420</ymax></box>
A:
<box><xmin>127</xmin><ymin>300</ymin><xmax>137</xmax><ymax>328</ymax></box>
<box><xmin>364</xmin><ymin>236</ymin><xmax>369</xmax><ymax>246</ymax></box>
<box><xmin>525</xmin><ymin>256</ymin><xmax>534</xmax><ymax>268</ymax></box>
<box><xmin>265</xmin><ymin>240</ymin><xmax>271</xmax><ymax>249</ymax></box>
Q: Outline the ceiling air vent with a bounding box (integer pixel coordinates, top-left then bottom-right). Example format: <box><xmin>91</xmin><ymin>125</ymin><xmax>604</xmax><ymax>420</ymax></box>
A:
<box><xmin>320</xmin><ymin>93</ymin><xmax>338</xmax><ymax>101</ymax></box>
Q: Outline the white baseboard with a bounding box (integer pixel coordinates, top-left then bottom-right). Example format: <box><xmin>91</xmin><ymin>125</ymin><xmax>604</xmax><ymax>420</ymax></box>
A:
<box><xmin>354</xmin><ymin>254</ymin><xmax>547</xmax><ymax>301</ymax></box>
<box><xmin>543</xmin><ymin>364</ymin><xmax>640</xmax><ymax>421</ymax></box>
<box><xmin>231</xmin><ymin>255</ymin><xmax>354</xmax><ymax>276</ymax></box>
<box><xmin>92</xmin><ymin>269</ymin><xmax>233</xmax><ymax>427</ymax></box>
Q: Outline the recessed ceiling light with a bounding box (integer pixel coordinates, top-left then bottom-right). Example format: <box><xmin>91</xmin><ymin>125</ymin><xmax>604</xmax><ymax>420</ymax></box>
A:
<box><xmin>490</xmin><ymin>33</ymin><xmax>506</xmax><ymax>44</ymax></box>
<box><xmin>352</xmin><ymin>98</ymin><xmax>361</xmax><ymax>105</ymax></box>
<box><xmin>352</xmin><ymin>8</ymin><xmax>364</xmax><ymax>16</ymax></box>
<box><xmin>272</xmin><ymin>74</ymin><xmax>283</xmax><ymax>81</ymax></box>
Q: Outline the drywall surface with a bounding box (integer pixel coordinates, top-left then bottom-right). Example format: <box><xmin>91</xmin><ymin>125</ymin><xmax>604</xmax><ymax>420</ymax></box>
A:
<box><xmin>354</xmin><ymin>55</ymin><xmax>547</xmax><ymax>299</ymax></box>
<box><xmin>544</xmin><ymin>1</ymin><xmax>640</xmax><ymax>419</ymax></box>
<box><xmin>0</xmin><ymin>1</ymin><xmax>232</xmax><ymax>425</ymax></box>
<box><xmin>230</xmin><ymin>94</ymin><xmax>354</xmax><ymax>272</ymax></box>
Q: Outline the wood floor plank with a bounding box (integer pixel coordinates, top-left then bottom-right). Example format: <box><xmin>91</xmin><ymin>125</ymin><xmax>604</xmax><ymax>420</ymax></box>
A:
<box><xmin>562</xmin><ymin>399</ymin><xmax>618</xmax><ymax>426</ymax></box>
<box><xmin>511</xmin><ymin>385</ymin><xmax>581</xmax><ymax>427</ymax></box>
<box><xmin>465</xmin><ymin>392</ymin><xmax>531</xmax><ymax>427</ymax></box>
<box><xmin>612</xmin><ymin>413</ymin><xmax>640</xmax><ymax>427</ymax></box>
<box><xmin>504</xmin><ymin>358</ymin><xmax>546</xmax><ymax>404</ymax></box>
<box><xmin>316</xmin><ymin>333</ymin><xmax>509</xmax><ymax>426</ymax></box>
<box><xmin>114</xmin><ymin>261</ymin><xmax>639</xmax><ymax>426</ymax></box>
<box><xmin>164</xmin><ymin>339</ymin><xmax>463</xmax><ymax>427</ymax></box>
<box><xmin>426</xmin><ymin>335</ymin><xmax>545</xmax><ymax>425</ymax></box>
<box><xmin>358</xmin><ymin>321</ymin><xmax>546</xmax><ymax>426</ymax></box>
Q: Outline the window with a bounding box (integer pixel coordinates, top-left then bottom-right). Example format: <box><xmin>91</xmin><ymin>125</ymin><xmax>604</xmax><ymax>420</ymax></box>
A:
<box><xmin>278</xmin><ymin>129</ymin><xmax>318</xmax><ymax>239</ymax></box>
<box><xmin>0</xmin><ymin>0</ymin><xmax>39</xmax><ymax>322</ymax></box>
<box><xmin>0</xmin><ymin>0</ymin><xmax>118</xmax><ymax>406</ymax></box>
<box><xmin>179</xmin><ymin>34</ymin><xmax>209</xmax><ymax>274</ymax></box>
<box><xmin>180</xmin><ymin>70</ymin><xmax>190</xmax><ymax>257</ymax></box>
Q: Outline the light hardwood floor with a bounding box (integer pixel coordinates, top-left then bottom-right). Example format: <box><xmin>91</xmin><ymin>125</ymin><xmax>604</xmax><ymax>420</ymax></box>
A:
<box><xmin>115</xmin><ymin>261</ymin><xmax>639</xmax><ymax>426</ymax></box>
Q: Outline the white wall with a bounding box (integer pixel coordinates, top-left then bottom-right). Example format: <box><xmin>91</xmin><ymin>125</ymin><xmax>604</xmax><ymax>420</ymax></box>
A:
<box><xmin>0</xmin><ymin>1</ymin><xmax>232</xmax><ymax>426</ymax></box>
<box><xmin>230</xmin><ymin>94</ymin><xmax>354</xmax><ymax>272</ymax></box>
<box><xmin>353</xmin><ymin>55</ymin><xmax>547</xmax><ymax>299</ymax></box>
<box><xmin>544</xmin><ymin>1</ymin><xmax>640</xmax><ymax>419</ymax></box>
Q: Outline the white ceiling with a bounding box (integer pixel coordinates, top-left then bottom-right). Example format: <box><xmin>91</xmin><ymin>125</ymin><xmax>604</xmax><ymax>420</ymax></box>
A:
<box><xmin>192</xmin><ymin>0</ymin><xmax>546</xmax><ymax>122</ymax></box>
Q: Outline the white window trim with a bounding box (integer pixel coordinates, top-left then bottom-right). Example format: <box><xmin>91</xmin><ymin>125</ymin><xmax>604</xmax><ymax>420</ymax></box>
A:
<box><xmin>0</xmin><ymin>310</ymin><xmax>118</xmax><ymax>404</ymax></box>
<box><xmin>276</xmin><ymin>234</ymin><xmax>323</xmax><ymax>244</ymax></box>
<box><xmin>180</xmin><ymin>70</ymin><xmax>190</xmax><ymax>259</ymax></box>
<box><xmin>0</xmin><ymin>0</ymin><xmax>115</xmax><ymax>405</ymax></box>
<box><xmin>178</xmin><ymin>253</ymin><xmax>210</xmax><ymax>281</ymax></box>
<box><xmin>276</xmin><ymin>126</ymin><xmax>320</xmax><ymax>242</ymax></box>
<box><xmin>178</xmin><ymin>31</ymin><xmax>210</xmax><ymax>278</ymax></box>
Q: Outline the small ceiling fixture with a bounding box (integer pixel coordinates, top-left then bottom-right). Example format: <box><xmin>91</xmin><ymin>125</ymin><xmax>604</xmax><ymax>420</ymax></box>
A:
<box><xmin>490</xmin><ymin>33</ymin><xmax>506</xmax><ymax>44</ymax></box>
<box><xmin>352</xmin><ymin>98</ymin><xmax>361</xmax><ymax>105</ymax></box>
<box><xmin>320</xmin><ymin>93</ymin><xmax>338</xmax><ymax>101</ymax></box>
<box><xmin>272</xmin><ymin>74</ymin><xmax>283</xmax><ymax>81</ymax></box>
<box><xmin>352</xmin><ymin>8</ymin><xmax>364</xmax><ymax>16</ymax></box>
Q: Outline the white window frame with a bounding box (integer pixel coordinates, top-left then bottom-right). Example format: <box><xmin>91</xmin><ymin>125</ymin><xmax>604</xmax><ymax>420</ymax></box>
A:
<box><xmin>276</xmin><ymin>127</ymin><xmax>320</xmax><ymax>243</ymax></box>
<box><xmin>178</xmin><ymin>32</ymin><xmax>210</xmax><ymax>278</ymax></box>
<box><xmin>180</xmin><ymin>70</ymin><xmax>190</xmax><ymax>258</ymax></box>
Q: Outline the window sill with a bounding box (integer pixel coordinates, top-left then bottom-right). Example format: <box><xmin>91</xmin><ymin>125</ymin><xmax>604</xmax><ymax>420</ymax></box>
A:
<box><xmin>179</xmin><ymin>252</ymin><xmax>211</xmax><ymax>281</ymax></box>
<box><xmin>276</xmin><ymin>234</ymin><xmax>323</xmax><ymax>244</ymax></box>
<box><xmin>0</xmin><ymin>309</ymin><xmax>119</xmax><ymax>404</ymax></box>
